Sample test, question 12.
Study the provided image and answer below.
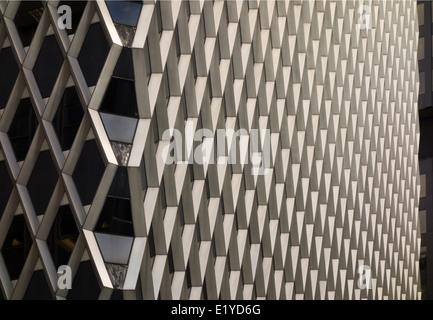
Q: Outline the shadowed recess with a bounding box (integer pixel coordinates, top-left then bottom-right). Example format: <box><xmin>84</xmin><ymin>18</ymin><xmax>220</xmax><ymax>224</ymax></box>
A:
<box><xmin>14</xmin><ymin>1</ymin><xmax>44</xmax><ymax>48</ymax></box>
<box><xmin>0</xmin><ymin>47</ymin><xmax>19</xmax><ymax>109</ymax></box>
<box><xmin>78</xmin><ymin>23</ymin><xmax>110</xmax><ymax>87</ymax></box>
<box><xmin>1</xmin><ymin>214</ymin><xmax>32</xmax><ymax>280</ymax></box>
<box><xmin>72</xmin><ymin>139</ymin><xmax>105</xmax><ymax>206</ymax></box>
<box><xmin>52</xmin><ymin>86</ymin><xmax>84</xmax><ymax>151</ymax></box>
<box><xmin>33</xmin><ymin>35</ymin><xmax>63</xmax><ymax>98</ymax></box>
<box><xmin>0</xmin><ymin>162</ymin><xmax>13</xmax><ymax>220</ymax></box>
<box><xmin>7</xmin><ymin>98</ymin><xmax>39</xmax><ymax>162</ymax></box>
<box><xmin>27</xmin><ymin>150</ymin><xmax>58</xmax><ymax>215</ymax></box>
<box><xmin>23</xmin><ymin>270</ymin><xmax>52</xmax><ymax>300</ymax></box>
<box><xmin>67</xmin><ymin>260</ymin><xmax>100</xmax><ymax>299</ymax></box>
<box><xmin>46</xmin><ymin>205</ymin><xmax>79</xmax><ymax>268</ymax></box>
<box><xmin>99</xmin><ymin>77</ymin><xmax>138</xmax><ymax>118</ymax></box>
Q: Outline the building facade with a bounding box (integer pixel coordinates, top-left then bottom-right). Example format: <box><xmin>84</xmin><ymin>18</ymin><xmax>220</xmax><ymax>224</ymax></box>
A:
<box><xmin>417</xmin><ymin>0</ymin><xmax>433</xmax><ymax>300</ymax></box>
<box><xmin>0</xmin><ymin>0</ymin><xmax>422</xmax><ymax>300</ymax></box>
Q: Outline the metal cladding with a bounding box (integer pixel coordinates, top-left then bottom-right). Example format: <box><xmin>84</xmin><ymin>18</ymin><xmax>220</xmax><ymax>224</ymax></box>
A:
<box><xmin>0</xmin><ymin>0</ymin><xmax>422</xmax><ymax>299</ymax></box>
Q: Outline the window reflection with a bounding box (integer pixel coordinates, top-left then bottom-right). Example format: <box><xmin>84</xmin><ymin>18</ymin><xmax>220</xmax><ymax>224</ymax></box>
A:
<box><xmin>99</xmin><ymin>112</ymin><xmax>138</xmax><ymax>144</ymax></box>
<box><xmin>105</xmin><ymin>0</ymin><xmax>142</xmax><ymax>27</ymax></box>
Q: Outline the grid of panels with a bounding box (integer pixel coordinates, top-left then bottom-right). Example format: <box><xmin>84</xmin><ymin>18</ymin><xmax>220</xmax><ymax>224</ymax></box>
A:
<box><xmin>0</xmin><ymin>0</ymin><xmax>422</xmax><ymax>300</ymax></box>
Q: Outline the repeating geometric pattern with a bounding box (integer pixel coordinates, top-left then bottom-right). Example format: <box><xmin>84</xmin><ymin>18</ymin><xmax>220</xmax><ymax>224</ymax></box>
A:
<box><xmin>0</xmin><ymin>0</ymin><xmax>422</xmax><ymax>300</ymax></box>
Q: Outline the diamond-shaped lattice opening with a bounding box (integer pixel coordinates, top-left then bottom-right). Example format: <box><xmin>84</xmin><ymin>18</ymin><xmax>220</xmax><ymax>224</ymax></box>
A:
<box><xmin>14</xmin><ymin>1</ymin><xmax>44</xmax><ymax>48</ymax></box>
<box><xmin>47</xmin><ymin>204</ymin><xmax>79</xmax><ymax>268</ymax></box>
<box><xmin>23</xmin><ymin>269</ymin><xmax>52</xmax><ymax>300</ymax></box>
<box><xmin>72</xmin><ymin>139</ymin><xmax>105</xmax><ymax>206</ymax></box>
<box><xmin>0</xmin><ymin>161</ymin><xmax>14</xmax><ymax>220</ymax></box>
<box><xmin>27</xmin><ymin>150</ymin><xmax>58</xmax><ymax>215</ymax></box>
<box><xmin>67</xmin><ymin>260</ymin><xmax>100</xmax><ymax>299</ymax></box>
<box><xmin>0</xmin><ymin>46</ymin><xmax>20</xmax><ymax>110</ymax></box>
<box><xmin>1</xmin><ymin>214</ymin><xmax>32</xmax><ymax>280</ymax></box>
<box><xmin>99</xmin><ymin>77</ymin><xmax>138</xmax><ymax>118</ymax></box>
<box><xmin>58</xmin><ymin>1</ymin><xmax>87</xmax><ymax>36</ymax></box>
<box><xmin>7</xmin><ymin>97</ymin><xmax>38</xmax><ymax>162</ymax></box>
<box><xmin>78</xmin><ymin>22</ymin><xmax>110</xmax><ymax>87</ymax></box>
<box><xmin>33</xmin><ymin>35</ymin><xmax>63</xmax><ymax>98</ymax></box>
<box><xmin>52</xmin><ymin>86</ymin><xmax>84</xmax><ymax>151</ymax></box>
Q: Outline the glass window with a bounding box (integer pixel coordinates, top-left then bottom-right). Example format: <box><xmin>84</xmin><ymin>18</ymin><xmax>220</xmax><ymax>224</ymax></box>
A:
<box><xmin>67</xmin><ymin>261</ymin><xmax>100</xmax><ymax>299</ymax></box>
<box><xmin>108</xmin><ymin>167</ymin><xmax>130</xmax><ymax>198</ymax></box>
<box><xmin>33</xmin><ymin>35</ymin><xmax>63</xmax><ymax>98</ymax></box>
<box><xmin>47</xmin><ymin>205</ymin><xmax>79</xmax><ymax>268</ymax></box>
<box><xmin>78</xmin><ymin>23</ymin><xmax>110</xmax><ymax>87</ymax></box>
<box><xmin>52</xmin><ymin>86</ymin><xmax>84</xmax><ymax>151</ymax></box>
<box><xmin>0</xmin><ymin>47</ymin><xmax>19</xmax><ymax>109</ymax></box>
<box><xmin>72</xmin><ymin>139</ymin><xmax>105</xmax><ymax>205</ymax></box>
<box><xmin>0</xmin><ymin>161</ymin><xmax>13</xmax><ymax>220</ymax></box>
<box><xmin>99</xmin><ymin>112</ymin><xmax>138</xmax><ymax>144</ymax></box>
<box><xmin>95</xmin><ymin>196</ymin><xmax>134</xmax><ymax>237</ymax></box>
<box><xmin>1</xmin><ymin>214</ymin><xmax>32</xmax><ymax>280</ymax></box>
<box><xmin>24</xmin><ymin>270</ymin><xmax>52</xmax><ymax>300</ymax></box>
<box><xmin>14</xmin><ymin>1</ymin><xmax>44</xmax><ymax>48</ymax></box>
<box><xmin>27</xmin><ymin>150</ymin><xmax>58</xmax><ymax>215</ymax></box>
<box><xmin>105</xmin><ymin>0</ymin><xmax>142</xmax><ymax>27</ymax></box>
<box><xmin>8</xmin><ymin>98</ymin><xmax>39</xmax><ymax>162</ymax></box>
<box><xmin>113</xmin><ymin>47</ymin><xmax>134</xmax><ymax>80</ymax></box>
<box><xmin>99</xmin><ymin>77</ymin><xmax>138</xmax><ymax>118</ymax></box>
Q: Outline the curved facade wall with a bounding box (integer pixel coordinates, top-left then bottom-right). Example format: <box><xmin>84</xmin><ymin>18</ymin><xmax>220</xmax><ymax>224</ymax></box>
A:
<box><xmin>0</xmin><ymin>0</ymin><xmax>421</xmax><ymax>300</ymax></box>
